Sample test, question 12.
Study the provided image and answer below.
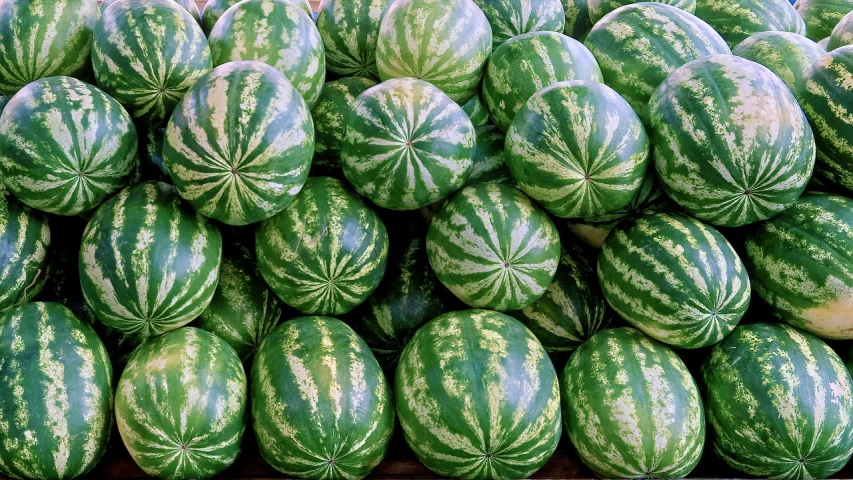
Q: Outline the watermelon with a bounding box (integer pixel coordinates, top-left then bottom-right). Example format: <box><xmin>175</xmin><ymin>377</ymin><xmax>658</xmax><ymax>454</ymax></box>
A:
<box><xmin>311</xmin><ymin>77</ymin><xmax>378</xmax><ymax>176</ymax></box>
<box><xmin>316</xmin><ymin>0</ymin><xmax>392</xmax><ymax>79</ymax></box>
<box><xmin>702</xmin><ymin>322</ymin><xmax>853</xmax><ymax>478</ymax></box>
<box><xmin>743</xmin><ymin>194</ymin><xmax>853</xmax><ymax>339</ymax></box>
<box><xmin>396</xmin><ymin>309</ymin><xmax>561</xmax><ymax>478</ymax></box>
<box><xmin>562</xmin><ymin>327</ymin><xmax>704</xmax><ymax>478</ymax></box>
<box><xmin>252</xmin><ymin>316</ymin><xmax>394</xmax><ymax>479</ymax></box>
<box><xmin>0</xmin><ymin>95</ymin><xmax>8</xmax><ymax>113</ymax></box>
<box><xmin>733</xmin><ymin>31</ymin><xmax>827</xmax><ymax>91</ymax></box>
<box><xmin>510</xmin><ymin>235</ymin><xmax>610</xmax><ymax>355</ymax></box>
<box><xmin>563</xmin><ymin>0</ymin><xmax>593</xmax><ymax>41</ymax></box>
<box><xmin>375</xmin><ymin>0</ymin><xmax>492</xmax><ymax>104</ymax></box>
<box><xmin>797</xmin><ymin>46</ymin><xmax>853</xmax><ymax>194</ymax></box>
<box><xmin>583</xmin><ymin>3</ymin><xmax>731</xmax><ymax>123</ymax></box>
<box><xmin>0</xmin><ymin>0</ymin><xmax>99</xmax><ymax>94</ymax></box>
<box><xmin>163</xmin><ymin>61</ymin><xmax>313</xmax><ymax>226</ymax></box>
<box><xmin>483</xmin><ymin>31</ymin><xmax>603</xmax><ymax>132</ymax></box>
<box><xmin>588</xmin><ymin>0</ymin><xmax>696</xmax><ymax>24</ymax></box>
<box><xmin>649</xmin><ymin>54</ymin><xmax>815</xmax><ymax>227</ymax></box>
<box><xmin>79</xmin><ymin>181</ymin><xmax>222</xmax><ymax>337</ymax></box>
<box><xmin>467</xmin><ymin>125</ymin><xmax>514</xmax><ymax>187</ymax></box>
<box><xmin>694</xmin><ymin>0</ymin><xmax>806</xmax><ymax>48</ymax></box>
<box><xmin>0</xmin><ymin>302</ymin><xmax>113</xmax><ymax>480</ymax></box>
<box><xmin>201</xmin><ymin>0</ymin><xmax>313</xmax><ymax>35</ymax></box>
<box><xmin>505</xmin><ymin>80</ymin><xmax>650</xmax><ymax>219</ymax></box>
<box><xmin>208</xmin><ymin>0</ymin><xmax>326</xmax><ymax>108</ymax></box>
<box><xmin>136</xmin><ymin>123</ymin><xmax>170</xmax><ymax>183</ymax></box>
<box><xmin>0</xmin><ymin>195</ymin><xmax>50</xmax><ymax>313</ymax></box>
<box><xmin>0</xmin><ymin>76</ymin><xmax>137</xmax><ymax>216</ymax></box>
<box><xmin>598</xmin><ymin>212</ymin><xmax>750</xmax><ymax>348</ymax></box>
<box><xmin>341</xmin><ymin>78</ymin><xmax>475</xmax><ymax>211</ymax></box>
<box><xmin>102</xmin><ymin>0</ymin><xmax>201</xmax><ymax>25</ymax></box>
<box><xmin>116</xmin><ymin>327</ymin><xmax>247</xmax><ymax>479</ymax></box>
<box><xmin>820</xmin><ymin>35</ymin><xmax>832</xmax><ymax>48</ymax></box>
<box><xmin>473</xmin><ymin>0</ymin><xmax>566</xmax><ymax>50</ymax></box>
<box><xmin>829</xmin><ymin>10</ymin><xmax>853</xmax><ymax>49</ymax></box>
<box><xmin>796</xmin><ymin>0</ymin><xmax>853</xmax><ymax>41</ymax></box>
<box><xmin>461</xmin><ymin>90</ymin><xmax>491</xmax><ymax>127</ymax></box>
<box><xmin>426</xmin><ymin>183</ymin><xmax>561</xmax><ymax>311</ymax></box>
<box><xmin>256</xmin><ymin>177</ymin><xmax>389</xmax><ymax>316</ymax></box>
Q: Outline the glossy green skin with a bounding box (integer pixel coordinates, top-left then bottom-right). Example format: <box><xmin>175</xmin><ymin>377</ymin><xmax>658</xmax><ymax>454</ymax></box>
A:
<box><xmin>116</xmin><ymin>327</ymin><xmax>247</xmax><ymax>480</ymax></box>
<box><xmin>396</xmin><ymin>310</ymin><xmax>562</xmax><ymax>479</ymax></box>
<box><xmin>0</xmin><ymin>77</ymin><xmax>137</xmax><ymax>216</ymax></box>
<box><xmin>461</xmin><ymin>91</ymin><xmax>491</xmax><ymax>127</ymax></box>
<box><xmin>208</xmin><ymin>0</ymin><xmax>326</xmax><ymax>107</ymax></box>
<box><xmin>733</xmin><ymin>31</ymin><xmax>827</xmax><ymax>91</ymax></box>
<box><xmin>562</xmin><ymin>327</ymin><xmax>705</xmax><ymax>478</ymax></box>
<box><xmin>0</xmin><ymin>0</ymin><xmax>99</xmax><ymax>94</ymax></box>
<box><xmin>828</xmin><ymin>11</ymin><xmax>853</xmax><ymax>50</ymax></box>
<box><xmin>649</xmin><ymin>54</ymin><xmax>815</xmax><ymax>227</ymax></box>
<box><xmin>583</xmin><ymin>2</ymin><xmax>731</xmax><ymax>123</ymax></box>
<box><xmin>467</xmin><ymin>125</ymin><xmax>514</xmax><ymax>187</ymax></box>
<box><xmin>252</xmin><ymin>317</ymin><xmax>394</xmax><ymax>479</ymax></box>
<box><xmin>312</xmin><ymin>77</ymin><xmax>378</xmax><ymax>176</ymax></box>
<box><xmin>0</xmin><ymin>302</ymin><xmax>113</xmax><ymax>480</ymax></box>
<box><xmin>79</xmin><ymin>181</ymin><xmax>222</xmax><ymax>337</ymax></box>
<box><xmin>797</xmin><ymin>0</ymin><xmax>853</xmax><ymax>41</ymax></box>
<box><xmin>102</xmin><ymin>0</ymin><xmax>201</xmax><ymax>25</ymax></box>
<box><xmin>702</xmin><ymin>323</ymin><xmax>853</xmax><ymax>478</ymax></box>
<box><xmin>341</xmin><ymin>78</ymin><xmax>475</xmax><ymax>211</ymax></box>
<box><xmin>588</xmin><ymin>0</ymin><xmax>696</xmax><ymax>23</ymax></box>
<box><xmin>695</xmin><ymin>0</ymin><xmax>806</xmax><ymax>47</ymax></box>
<box><xmin>483</xmin><ymin>31</ymin><xmax>603</xmax><ymax>132</ymax></box>
<box><xmin>201</xmin><ymin>0</ymin><xmax>312</xmax><ymax>35</ymax></box>
<box><xmin>563</xmin><ymin>0</ymin><xmax>592</xmax><ymax>41</ymax></box>
<box><xmin>92</xmin><ymin>0</ymin><xmax>211</xmax><ymax>124</ymax></box>
<box><xmin>473</xmin><ymin>0</ymin><xmax>566</xmax><ymax>50</ymax></box>
<box><xmin>506</xmin><ymin>80</ymin><xmax>649</xmax><ymax>219</ymax></box>
<box><xmin>256</xmin><ymin>177</ymin><xmax>389</xmax><ymax>316</ymax></box>
<box><xmin>316</xmin><ymin>0</ymin><xmax>393</xmax><ymax>79</ymax></box>
<box><xmin>0</xmin><ymin>195</ymin><xmax>50</xmax><ymax>313</ymax></box>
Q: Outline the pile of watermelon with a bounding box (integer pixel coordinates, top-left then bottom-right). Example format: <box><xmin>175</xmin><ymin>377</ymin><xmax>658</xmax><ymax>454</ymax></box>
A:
<box><xmin>2</xmin><ymin>0</ymin><xmax>853</xmax><ymax>478</ymax></box>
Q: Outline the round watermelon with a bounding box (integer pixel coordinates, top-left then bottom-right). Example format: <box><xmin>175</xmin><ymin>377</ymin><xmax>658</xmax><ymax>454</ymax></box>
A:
<box><xmin>252</xmin><ymin>316</ymin><xmax>394</xmax><ymax>479</ymax></box>
<box><xmin>0</xmin><ymin>195</ymin><xmax>50</xmax><ymax>312</ymax></box>
<box><xmin>649</xmin><ymin>54</ymin><xmax>815</xmax><ymax>227</ymax></box>
<box><xmin>733</xmin><ymin>31</ymin><xmax>827</xmax><ymax>91</ymax></box>
<box><xmin>694</xmin><ymin>0</ymin><xmax>806</xmax><ymax>47</ymax></box>
<box><xmin>396</xmin><ymin>309</ymin><xmax>562</xmax><ymax>478</ymax></box>
<box><xmin>483</xmin><ymin>31</ymin><xmax>603</xmax><ymax>132</ymax></box>
<box><xmin>583</xmin><ymin>3</ymin><xmax>731</xmax><ymax>123</ymax></box>
<box><xmin>427</xmin><ymin>183</ymin><xmax>561</xmax><ymax>311</ymax></box>
<box><xmin>461</xmin><ymin>90</ymin><xmax>491</xmax><ymax>127</ymax></box>
<box><xmin>208</xmin><ymin>0</ymin><xmax>325</xmax><ymax>108</ymax></box>
<box><xmin>375</xmin><ymin>0</ymin><xmax>492</xmax><ymax>104</ymax></box>
<box><xmin>743</xmin><ymin>193</ymin><xmax>853</xmax><ymax>339</ymax></box>
<box><xmin>797</xmin><ymin>0</ymin><xmax>853</xmax><ymax>41</ymax></box>
<box><xmin>102</xmin><ymin>0</ymin><xmax>201</xmax><ymax>25</ymax></box>
<box><xmin>0</xmin><ymin>302</ymin><xmax>113</xmax><ymax>480</ymax></box>
<box><xmin>563</xmin><ymin>327</ymin><xmax>704</xmax><ymax>477</ymax></box>
<box><xmin>702</xmin><ymin>322</ymin><xmax>853</xmax><ymax>478</ymax></box>
<box><xmin>201</xmin><ymin>0</ymin><xmax>313</xmax><ymax>35</ymax></box>
<box><xmin>316</xmin><ymin>0</ymin><xmax>393</xmax><ymax>79</ymax></box>
<box><xmin>256</xmin><ymin>177</ymin><xmax>389</xmax><ymax>316</ymax></box>
<box><xmin>92</xmin><ymin>0</ymin><xmax>211</xmax><ymax>124</ymax></box>
<box><xmin>473</xmin><ymin>0</ymin><xmax>566</xmax><ymax>50</ymax></box>
<box><xmin>163</xmin><ymin>61</ymin><xmax>313</xmax><ymax>226</ymax></box>
<box><xmin>0</xmin><ymin>0</ymin><xmax>99</xmax><ymax>94</ymax></box>
<box><xmin>599</xmin><ymin>212</ymin><xmax>751</xmax><ymax>348</ymax></box>
<box><xmin>0</xmin><ymin>76</ymin><xmax>137</xmax><ymax>216</ymax></box>
<box><xmin>116</xmin><ymin>327</ymin><xmax>246</xmax><ymax>479</ymax></box>
<box><xmin>341</xmin><ymin>78</ymin><xmax>475</xmax><ymax>211</ymax></box>
<box><xmin>563</xmin><ymin>0</ymin><xmax>593</xmax><ymax>41</ymax></box>
<box><xmin>467</xmin><ymin>125</ymin><xmax>514</xmax><ymax>187</ymax></box>
<box><xmin>506</xmin><ymin>80</ymin><xmax>649</xmax><ymax>219</ymax></box>
<box><xmin>829</xmin><ymin>10</ymin><xmax>853</xmax><ymax>49</ymax></box>
<box><xmin>79</xmin><ymin>181</ymin><xmax>222</xmax><ymax>337</ymax></box>
<box><xmin>588</xmin><ymin>0</ymin><xmax>696</xmax><ymax>24</ymax></box>
<box><xmin>311</xmin><ymin>77</ymin><xmax>378</xmax><ymax>176</ymax></box>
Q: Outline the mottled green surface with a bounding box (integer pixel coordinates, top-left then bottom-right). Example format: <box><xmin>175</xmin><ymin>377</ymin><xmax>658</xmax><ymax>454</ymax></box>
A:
<box><xmin>316</xmin><ymin>0</ymin><xmax>393</xmax><ymax>79</ymax></box>
<box><xmin>201</xmin><ymin>0</ymin><xmax>312</xmax><ymax>35</ymax></box>
<box><xmin>695</xmin><ymin>0</ymin><xmax>806</xmax><ymax>47</ymax></box>
<box><xmin>588</xmin><ymin>0</ymin><xmax>696</xmax><ymax>24</ymax></box>
<box><xmin>473</xmin><ymin>0</ymin><xmax>566</xmax><ymax>49</ymax></box>
<box><xmin>733</xmin><ymin>31</ymin><xmax>826</xmax><ymax>91</ymax></box>
<box><xmin>312</xmin><ymin>77</ymin><xmax>378</xmax><ymax>176</ymax></box>
<box><xmin>797</xmin><ymin>0</ymin><xmax>853</xmax><ymax>40</ymax></box>
<box><xmin>0</xmin><ymin>194</ymin><xmax>50</xmax><ymax>312</ymax></box>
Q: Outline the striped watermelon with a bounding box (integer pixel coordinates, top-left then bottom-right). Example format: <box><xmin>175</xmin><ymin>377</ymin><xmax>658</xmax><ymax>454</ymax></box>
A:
<box><xmin>798</xmin><ymin>46</ymin><xmax>853</xmax><ymax>193</ymax></box>
<box><xmin>588</xmin><ymin>0</ymin><xmax>696</xmax><ymax>24</ymax></box>
<box><xmin>702</xmin><ymin>322</ymin><xmax>853</xmax><ymax>478</ymax></box>
<box><xmin>796</xmin><ymin>0</ymin><xmax>853</xmax><ymax>41</ymax></box>
<box><xmin>0</xmin><ymin>0</ymin><xmax>99</xmax><ymax>94</ymax></box>
<box><xmin>733</xmin><ymin>31</ymin><xmax>827</xmax><ymax>91</ymax></box>
<box><xmin>0</xmin><ymin>76</ymin><xmax>137</xmax><ymax>216</ymax></box>
<box><xmin>208</xmin><ymin>0</ymin><xmax>325</xmax><ymax>108</ymax></box>
<box><xmin>316</xmin><ymin>0</ymin><xmax>392</xmax><ymax>79</ymax></box>
<box><xmin>563</xmin><ymin>0</ymin><xmax>593</xmax><ymax>41</ymax></box>
<box><xmin>426</xmin><ymin>183</ymin><xmax>561</xmax><ymax>311</ymax></box>
<box><xmin>473</xmin><ymin>0</ymin><xmax>566</xmax><ymax>50</ymax></box>
<box><xmin>0</xmin><ymin>302</ymin><xmax>113</xmax><ymax>480</ymax></box>
<box><xmin>829</xmin><ymin>11</ymin><xmax>853</xmax><ymax>49</ymax></box>
<box><xmin>163</xmin><ymin>61</ymin><xmax>313</xmax><ymax>226</ymax></box>
<box><xmin>505</xmin><ymin>80</ymin><xmax>650</xmax><ymax>219</ymax></box>
<box><xmin>649</xmin><ymin>54</ymin><xmax>815</xmax><ymax>227</ymax></box>
<box><xmin>201</xmin><ymin>0</ymin><xmax>313</xmax><ymax>34</ymax></box>
<box><xmin>0</xmin><ymin>195</ymin><xmax>50</xmax><ymax>313</ymax></box>
<box><xmin>375</xmin><ymin>0</ymin><xmax>492</xmax><ymax>104</ymax></box>
<box><xmin>563</xmin><ymin>327</ymin><xmax>704</xmax><ymax>478</ymax></box>
<box><xmin>116</xmin><ymin>327</ymin><xmax>247</xmax><ymax>479</ymax></box>
<box><xmin>341</xmin><ymin>78</ymin><xmax>475</xmax><ymax>211</ymax></box>
<box><xmin>102</xmin><ymin>0</ymin><xmax>201</xmax><ymax>25</ymax></box>
<box><xmin>483</xmin><ymin>31</ymin><xmax>603</xmax><ymax>132</ymax></box>
<box><xmin>510</xmin><ymin>235</ymin><xmax>610</xmax><ymax>355</ymax></box>
<box><xmin>467</xmin><ymin>125</ymin><xmax>513</xmax><ymax>187</ymax></box>
<box><xmin>396</xmin><ymin>309</ymin><xmax>561</xmax><ymax>478</ymax></box>
<box><xmin>461</xmin><ymin>90</ymin><xmax>491</xmax><ymax>127</ymax></box>
<box><xmin>583</xmin><ymin>3</ymin><xmax>731</xmax><ymax>123</ymax></box>
<box><xmin>694</xmin><ymin>0</ymin><xmax>806</xmax><ymax>48</ymax></box>
<box><xmin>136</xmin><ymin>123</ymin><xmax>170</xmax><ymax>183</ymax></box>
<box><xmin>79</xmin><ymin>181</ymin><xmax>222</xmax><ymax>337</ymax></box>
<box><xmin>312</xmin><ymin>77</ymin><xmax>378</xmax><ymax>176</ymax></box>
<box><xmin>743</xmin><ymin>194</ymin><xmax>853</xmax><ymax>339</ymax></box>
<box><xmin>256</xmin><ymin>177</ymin><xmax>389</xmax><ymax>316</ymax></box>
<box><xmin>598</xmin><ymin>212</ymin><xmax>751</xmax><ymax>348</ymax></box>
<box><xmin>252</xmin><ymin>316</ymin><xmax>394</xmax><ymax>479</ymax></box>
